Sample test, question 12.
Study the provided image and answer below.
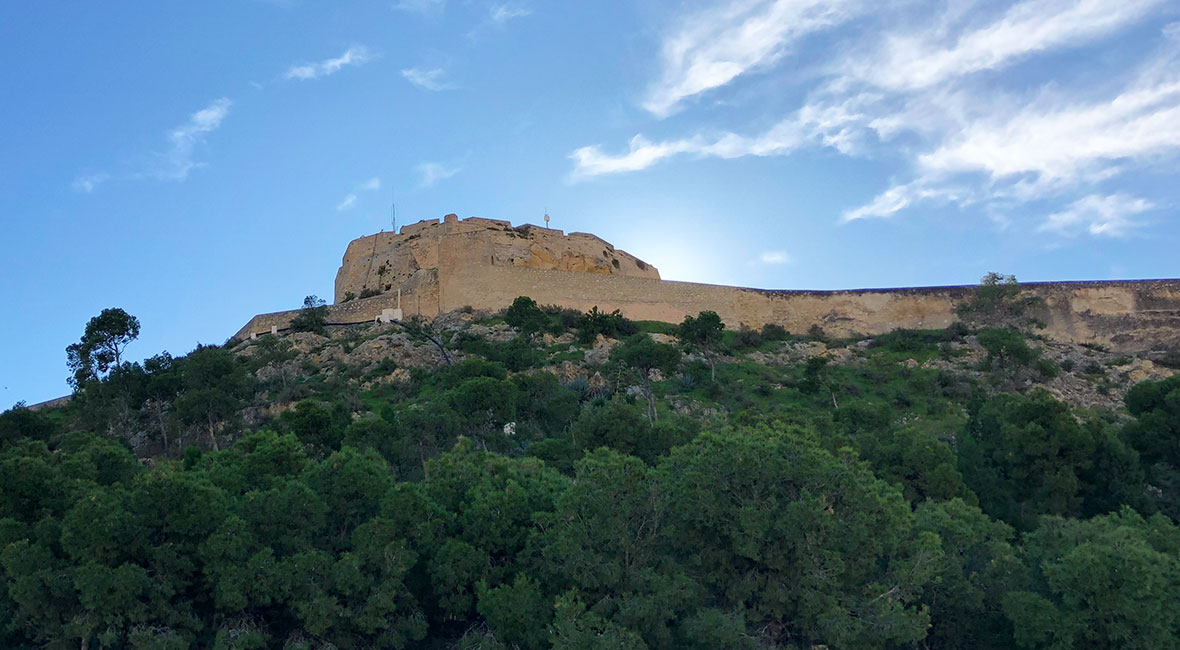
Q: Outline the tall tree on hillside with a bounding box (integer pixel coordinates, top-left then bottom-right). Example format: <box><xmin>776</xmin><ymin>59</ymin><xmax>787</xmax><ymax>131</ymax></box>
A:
<box><xmin>678</xmin><ymin>310</ymin><xmax>724</xmax><ymax>381</ymax></box>
<box><xmin>612</xmin><ymin>334</ymin><xmax>680</xmax><ymax>424</ymax></box>
<box><xmin>174</xmin><ymin>345</ymin><xmax>252</xmax><ymax>451</ymax></box>
<box><xmin>66</xmin><ymin>308</ymin><xmax>140</xmax><ymax>389</ymax></box>
<box><xmin>290</xmin><ymin>295</ymin><xmax>329</xmax><ymax>334</ymax></box>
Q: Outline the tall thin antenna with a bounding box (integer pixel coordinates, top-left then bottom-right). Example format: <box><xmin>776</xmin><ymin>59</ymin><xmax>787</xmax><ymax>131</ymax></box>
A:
<box><xmin>543</xmin><ymin>207</ymin><xmax>550</xmax><ymax>230</ymax></box>
<box><xmin>391</xmin><ymin>191</ymin><xmax>397</xmax><ymax>234</ymax></box>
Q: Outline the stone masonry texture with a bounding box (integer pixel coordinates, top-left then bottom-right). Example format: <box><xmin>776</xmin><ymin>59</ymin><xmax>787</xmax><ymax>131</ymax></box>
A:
<box><xmin>234</xmin><ymin>215</ymin><xmax>1180</xmax><ymax>355</ymax></box>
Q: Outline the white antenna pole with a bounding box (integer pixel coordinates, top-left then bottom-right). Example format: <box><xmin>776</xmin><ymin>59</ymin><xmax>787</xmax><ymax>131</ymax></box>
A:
<box><xmin>391</xmin><ymin>192</ymin><xmax>397</xmax><ymax>234</ymax></box>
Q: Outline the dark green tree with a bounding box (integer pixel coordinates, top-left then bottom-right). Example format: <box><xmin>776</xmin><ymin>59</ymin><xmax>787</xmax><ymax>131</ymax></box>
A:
<box><xmin>174</xmin><ymin>345</ymin><xmax>252</xmax><ymax>451</ymax></box>
<box><xmin>799</xmin><ymin>356</ymin><xmax>840</xmax><ymax>408</ymax></box>
<box><xmin>577</xmin><ymin>307</ymin><xmax>637</xmax><ymax>344</ymax></box>
<box><xmin>505</xmin><ymin>296</ymin><xmax>550</xmax><ymax>335</ymax></box>
<box><xmin>536</xmin><ymin>449</ymin><xmax>698</xmax><ymax>648</ymax></box>
<box><xmin>612</xmin><ymin>334</ymin><xmax>680</xmax><ymax>423</ymax></box>
<box><xmin>1122</xmin><ymin>375</ymin><xmax>1180</xmax><ymax>517</ymax></box>
<box><xmin>678</xmin><ymin>311</ymin><xmax>724</xmax><ymax>381</ymax></box>
<box><xmin>280</xmin><ymin>399</ymin><xmax>351</xmax><ymax>450</ymax></box>
<box><xmin>955</xmin><ymin>273</ymin><xmax>1045</xmax><ymax>331</ymax></box>
<box><xmin>857</xmin><ymin>421</ymin><xmax>974</xmax><ymax>503</ymax></box>
<box><xmin>659</xmin><ymin>427</ymin><xmax>936</xmax><ymax>648</ymax></box>
<box><xmin>960</xmin><ymin>390</ymin><xmax>1098</xmax><ymax>530</ymax></box>
<box><xmin>1004</xmin><ymin>508</ymin><xmax>1180</xmax><ymax>650</ymax></box>
<box><xmin>289</xmin><ymin>295</ymin><xmax>330</xmax><ymax>334</ymax></box>
<box><xmin>66</xmin><ymin>307</ymin><xmax>141</xmax><ymax>388</ymax></box>
<box><xmin>977</xmin><ymin>328</ymin><xmax>1038</xmax><ymax>368</ymax></box>
<box><xmin>913</xmin><ymin>498</ymin><xmax>1020</xmax><ymax>650</ymax></box>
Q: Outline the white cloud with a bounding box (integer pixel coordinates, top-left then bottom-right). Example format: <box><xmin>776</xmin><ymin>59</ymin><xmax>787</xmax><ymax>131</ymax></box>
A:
<box><xmin>844</xmin><ymin>0</ymin><xmax>1164</xmax><ymax>92</ymax></box>
<box><xmin>759</xmin><ymin>251</ymin><xmax>791</xmax><ymax>264</ymax></box>
<box><xmin>161</xmin><ymin>97</ymin><xmax>232</xmax><ymax>180</ymax></box>
<box><xmin>417</xmin><ymin>162</ymin><xmax>460</xmax><ymax>187</ymax></box>
<box><xmin>71</xmin><ymin>173</ymin><xmax>110</xmax><ymax>193</ymax></box>
<box><xmin>336</xmin><ymin>176</ymin><xmax>383</xmax><ymax>210</ymax></box>
<box><xmin>489</xmin><ymin>3</ymin><xmax>531</xmax><ymax>24</ymax></box>
<box><xmin>401</xmin><ymin>67</ymin><xmax>453</xmax><ymax>91</ymax></box>
<box><xmin>394</xmin><ymin>0</ymin><xmax>444</xmax><ymax>14</ymax></box>
<box><xmin>283</xmin><ymin>46</ymin><xmax>371</xmax><ymax>81</ymax></box>
<box><xmin>842</xmin><ymin>182</ymin><xmax>967</xmax><ymax>221</ymax></box>
<box><xmin>643</xmin><ymin>0</ymin><xmax>859</xmax><ymax>118</ymax></box>
<box><xmin>918</xmin><ymin>79</ymin><xmax>1180</xmax><ymax>184</ymax></box>
<box><xmin>571</xmin><ymin>136</ymin><xmax>702</xmax><ymax>178</ymax></box>
<box><xmin>840</xmin><ymin>74</ymin><xmax>1180</xmax><ymax>226</ymax></box>
<box><xmin>74</xmin><ymin>98</ymin><xmax>232</xmax><ymax>190</ymax></box>
<box><xmin>570</xmin><ymin>106</ymin><xmax>868</xmax><ymax>178</ymax></box>
<box><xmin>576</xmin><ymin>0</ymin><xmax>1179</xmax><ymax>238</ymax></box>
<box><xmin>1040</xmin><ymin>193</ymin><xmax>1153</xmax><ymax>237</ymax></box>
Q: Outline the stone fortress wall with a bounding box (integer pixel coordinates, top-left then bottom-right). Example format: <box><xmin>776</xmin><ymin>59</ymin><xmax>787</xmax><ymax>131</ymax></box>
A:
<box><xmin>234</xmin><ymin>214</ymin><xmax>1180</xmax><ymax>355</ymax></box>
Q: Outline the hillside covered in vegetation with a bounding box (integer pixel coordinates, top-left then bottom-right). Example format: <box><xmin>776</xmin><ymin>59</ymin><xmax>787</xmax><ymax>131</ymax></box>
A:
<box><xmin>3</xmin><ymin>280</ymin><xmax>1180</xmax><ymax>650</ymax></box>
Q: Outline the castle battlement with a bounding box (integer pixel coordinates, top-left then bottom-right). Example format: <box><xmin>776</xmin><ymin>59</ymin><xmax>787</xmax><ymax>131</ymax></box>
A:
<box><xmin>234</xmin><ymin>214</ymin><xmax>1180</xmax><ymax>356</ymax></box>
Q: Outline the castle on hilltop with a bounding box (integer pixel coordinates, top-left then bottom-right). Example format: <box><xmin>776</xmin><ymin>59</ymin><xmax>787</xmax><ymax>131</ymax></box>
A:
<box><xmin>235</xmin><ymin>214</ymin><xmax>1180</xmax><ymax>355</ymax></box>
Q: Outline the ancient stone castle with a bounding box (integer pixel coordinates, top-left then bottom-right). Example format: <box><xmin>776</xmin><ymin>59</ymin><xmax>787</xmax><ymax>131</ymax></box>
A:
<box><xmin>235</xmin><ymin>214</ymin><xmax>1180</xmax><ymax>355</ymax></box>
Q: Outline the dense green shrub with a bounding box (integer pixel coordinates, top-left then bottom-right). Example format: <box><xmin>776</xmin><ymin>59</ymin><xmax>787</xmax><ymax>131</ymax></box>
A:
<box><xmin>760</xmin><ymin>322</ymin><xmax>789</xmax><ymax>341</ymax></box>
<box><xmin>977</xmin><ymin>327</ymin><xmax>1039</xmax><ymax>367</ymax></box>
<box><xmin>955</xmin><ymin>272</ymin><xmax>1046</xmax><ymax>330</ymax></box>
<box><xmin>576</xmin><ymin>306</ymin><xmax>638</xmax><ymax>344</ymax></box>
<box><xmin>505</xmin><ymin>296</ymin><xmax>549</xmax><ymax>334</ymax></box>
<box><xmin>289</xmin><ymin>295</ymin><xmax>329</xmax><ymax>334</ymax></box>
<box><xmin>5</xmin><ymin>305</ymin><xmax>1178</xmax><ymax>649</ymax></box>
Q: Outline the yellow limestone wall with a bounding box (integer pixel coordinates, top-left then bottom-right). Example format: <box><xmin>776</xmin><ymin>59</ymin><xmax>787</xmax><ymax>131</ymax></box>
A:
<box><xmin>234</xmin><ymin>216</ymin><xmax>1180</xmax><ymax>354</ymax></box>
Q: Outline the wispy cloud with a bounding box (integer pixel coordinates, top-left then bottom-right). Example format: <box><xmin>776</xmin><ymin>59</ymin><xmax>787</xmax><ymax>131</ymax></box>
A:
<box><xmin>841</xmin><ymin>0</ymin><xmax>1164</xmax><ymax>92</ymax></box>
<box><xmin>759</xmin><ymin>251</ymin><xmax>791</xmax><ymax>264</ymax></box>
<box><xmin>918</xmin><ymin>81</ymin><xmax>1180</xmax><ymax>185</ymax></box>
<box><xmin>489</xmin><ymin>3</ymin><xmax>531</xmax><ymax>25</ymax></box>
<box><xmin>570</xmin><ymin>101</ymin><xmax>865</xmax><ymax>178</ymax></box>
<box><xmin>842</xmin><ymin>181</ymin><xmax>967</xmax><ymax>221</ymax></box>
<box><xmin>71</xmin><ymin>173</ymin><xmax>111</xmax><ymax>194</ymax></box>
<box><xmin>576</xmin><ymin>0</ymin><xmax>1179</xmax><ymax>237</ymax></box>
<box><xmin>336</xmin><ymin>176</ymin><xmax>383</xmax><ymax>211</ymax></box>
<box><xmin>72</xmin><ymin>97</ymin><xmax>232</xmax><ymax>192</ymax></box>
<box><xmin>643</xmin><ymin>0</ymin><xmax>859</xmax><ymax>118</ymax></box>
<box><xmin>394</xmin><ymin>0</ymin><xmax>445</xmax><ymax>14</ymax></box>
<box><xmin>401</xmin><ymin>67</ymin><xmax>453</xmax><ymax>91</ymax></box>
<box><xmin>283</xmin><ymin>46</ymin><xmax>372</xmax><ymax>81</ymax></box>
<box><xmin>416</xmin><ymin>162</ymin><xmax>460</xmax><ymax>187</ymax></box>
<box><xmin>1040</xmin><ymin>193</ymin><xmax>1154</xmax><ymax>237</ymax></box>
<box><xmin>161</xmin><ymin>98</ymin><xmax>232</xmax><ymax>180</ymax></box>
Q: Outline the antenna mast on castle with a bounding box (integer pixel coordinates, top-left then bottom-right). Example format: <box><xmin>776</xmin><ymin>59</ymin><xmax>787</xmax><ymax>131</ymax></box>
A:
<box><xmin>543</xmin><ymin>207</ymin><xmax>550</xmax><ymax>230</ymax></box>
<box><xmin>391</xmin><ymin>192</ymin><xmax>397</xmax><ymax>234</ymax></box>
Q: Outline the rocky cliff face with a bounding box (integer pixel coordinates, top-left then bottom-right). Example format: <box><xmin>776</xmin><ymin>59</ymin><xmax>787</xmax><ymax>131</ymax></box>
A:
<box><xmin>333</xmin><ymin>214</ymin><xmax>659</xmax><ymax>304</ymax></box>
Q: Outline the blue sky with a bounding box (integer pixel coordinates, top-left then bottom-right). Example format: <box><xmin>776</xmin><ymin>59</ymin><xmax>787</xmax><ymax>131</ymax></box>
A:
<box><xmin>2</xmin><ymin>0</ymin><xmax>1179</xmax><ymax>404</ymax></box>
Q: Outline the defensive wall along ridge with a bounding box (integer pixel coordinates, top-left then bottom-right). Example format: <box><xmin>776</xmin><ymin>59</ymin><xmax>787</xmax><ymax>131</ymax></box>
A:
<box><xmin>234</xmin><ymin>214</ymin><xmax>1180</xmax><ymax>355</ymax></box>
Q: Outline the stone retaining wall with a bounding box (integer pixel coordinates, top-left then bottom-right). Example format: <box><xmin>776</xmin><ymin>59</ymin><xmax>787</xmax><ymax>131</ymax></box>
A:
<box><xmin>234</xmin><ymin>216</ymin><xmax>1180</xmax><ymax>354</ymax></box>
